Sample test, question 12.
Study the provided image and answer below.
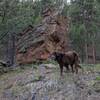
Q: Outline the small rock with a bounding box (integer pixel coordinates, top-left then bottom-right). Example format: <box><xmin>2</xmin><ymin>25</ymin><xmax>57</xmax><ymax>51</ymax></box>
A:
<box><xmin>39</xmin><ymin>64</ymin><xmax>56</xmax><ymax>69</ymax></box>
<box><xmin>93</xmin><ymin>82</ymin><xmax>100</xmax><ymax>93</ymax></box>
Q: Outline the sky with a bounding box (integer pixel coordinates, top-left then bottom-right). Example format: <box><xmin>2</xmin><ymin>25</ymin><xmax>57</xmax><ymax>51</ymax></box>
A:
<box><xmin>67</xmin><ymin>0</ymin><xmax>71</xmax><ymax>3</ymax></box>
<box><xmin>20</xmin><ymin>0</ymin><xmax>71</xmax><ymax>3</ymax></box>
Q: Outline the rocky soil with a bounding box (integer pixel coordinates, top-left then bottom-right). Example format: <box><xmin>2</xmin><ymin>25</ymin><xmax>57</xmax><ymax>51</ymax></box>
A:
<box><xmin>0</xmin><ymin>64</ymin><xmax>100</xmax><ymax>100</ymax></box>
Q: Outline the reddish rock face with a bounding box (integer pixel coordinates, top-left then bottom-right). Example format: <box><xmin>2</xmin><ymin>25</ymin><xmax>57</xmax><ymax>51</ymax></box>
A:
<box><xmin>16</xmin><ymin>7</ymin><xmax>69</xmax><ymax>64</ymax></box>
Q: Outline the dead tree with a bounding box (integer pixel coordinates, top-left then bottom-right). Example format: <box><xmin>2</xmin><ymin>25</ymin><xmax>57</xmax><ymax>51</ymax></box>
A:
<box><xmin>6</xmin><ymin>32</ymin><xmax>16</xmax><ymax>67</ymax></box>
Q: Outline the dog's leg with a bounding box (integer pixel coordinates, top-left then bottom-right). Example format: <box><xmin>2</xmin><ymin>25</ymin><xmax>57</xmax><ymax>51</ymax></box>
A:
<box><xmin>71</xmin><ymin>64</ymin><xmax>74</xmax><ymax>73</ymax></box>
<box><xmin>59</xmin><ymin>64</ymin><xmax>63</xmax><ymax>76</ymax></box>
<box><xmin>75</xmin><ymin>64</ymin><xmax>78</xmax><ymax>74</ymax></box>
<box><xmin>65</xmin><ymin>64</ymin><xmax>70</xmax><ymax>72</ymax></box>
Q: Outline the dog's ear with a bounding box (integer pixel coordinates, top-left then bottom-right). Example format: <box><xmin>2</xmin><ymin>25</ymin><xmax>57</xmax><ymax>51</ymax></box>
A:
<box><xmin>53</xmin><ymin>52</ymin><xmax>57</xmax><ymax>56</ymax></box>
<box><xmin>53</xmin><ymin>52</ymin><xmax>60</xmax><ymax>57</ymax></box>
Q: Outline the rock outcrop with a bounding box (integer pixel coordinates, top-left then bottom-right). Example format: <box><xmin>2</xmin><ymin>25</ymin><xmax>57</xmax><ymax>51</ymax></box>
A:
<box><xmin>16</xmin><ymin>7</ymin><xmax>69</xmax><ymax>64</ymax></box>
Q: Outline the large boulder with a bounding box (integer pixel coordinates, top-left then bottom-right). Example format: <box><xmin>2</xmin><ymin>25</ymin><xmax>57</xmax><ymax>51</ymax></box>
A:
<box><xmin>16</xmin><ymin>7</ymin><xmax>69</xmax><ymax>64</ymax></box>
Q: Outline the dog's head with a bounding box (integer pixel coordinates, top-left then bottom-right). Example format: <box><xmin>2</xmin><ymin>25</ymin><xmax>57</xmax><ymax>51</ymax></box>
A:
<box><xmin>49</xmin><ymin>52</ymin><xmax>58</xmax><ymax>60</ymax></box>
<box><xmin>49</xmin><ymin>52</ymin><xmax>63</xmax><ymax>61</ymax></box>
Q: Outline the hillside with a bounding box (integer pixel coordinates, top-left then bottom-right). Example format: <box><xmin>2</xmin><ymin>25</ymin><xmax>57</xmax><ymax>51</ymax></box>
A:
<box><xmin>0</xmin><ymin>64</ymin><xmax>100</xmax><ymax>100</ymax></box>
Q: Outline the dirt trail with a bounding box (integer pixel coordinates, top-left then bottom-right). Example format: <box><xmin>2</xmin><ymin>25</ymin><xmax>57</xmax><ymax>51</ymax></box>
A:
<box><xmin>0</xmin><ymin>64</ymin><xmax>100</xmax><ymax>100</ymax></box>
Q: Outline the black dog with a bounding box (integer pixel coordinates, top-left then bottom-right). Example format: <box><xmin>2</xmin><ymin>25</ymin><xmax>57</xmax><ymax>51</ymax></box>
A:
<box><xmin>50</xmin><ymin>51</ymin><xmax>82</xmax><ymax>76</ymax></box>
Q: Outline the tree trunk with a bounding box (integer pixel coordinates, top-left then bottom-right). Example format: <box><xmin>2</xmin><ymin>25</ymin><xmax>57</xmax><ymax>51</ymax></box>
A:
<box><xmin>85</xmin><ymin>43</ymin><xmax>88</xmax><ymax>64</ymax></box>
<box><xmin>6</xmin><ymin>33</ymin><xmax>16</xmax><ymax>66</ymax></box>
<box><xmin>92</xmin><ymin>40</ymin><xmax>96</xmax><ymax>64</ymax></box>
<box><xmin>81</xmin><ymin>49</ymin><xmax>84</xmax><ymax>63</ymax></box>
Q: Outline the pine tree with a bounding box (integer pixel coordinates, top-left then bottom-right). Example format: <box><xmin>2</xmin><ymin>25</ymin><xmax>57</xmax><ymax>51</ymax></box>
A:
<box><xmin>69</xmin><ymin>0</ymin><xmax>99</xmax><ymax>63</ymax></box>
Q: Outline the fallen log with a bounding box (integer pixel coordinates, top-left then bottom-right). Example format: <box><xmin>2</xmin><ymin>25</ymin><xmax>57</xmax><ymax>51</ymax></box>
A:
<box><xmin>0</xmin><ymin>60</ymin><xmax>10</xmax><ymax>67</ymax></box>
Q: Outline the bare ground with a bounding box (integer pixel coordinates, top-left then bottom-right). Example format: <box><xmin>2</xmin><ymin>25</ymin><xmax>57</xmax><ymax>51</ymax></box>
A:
<box><xmin>0</xmin><ymin>64</ymin><xmax>100</xmax><ymax>100</ymax></box>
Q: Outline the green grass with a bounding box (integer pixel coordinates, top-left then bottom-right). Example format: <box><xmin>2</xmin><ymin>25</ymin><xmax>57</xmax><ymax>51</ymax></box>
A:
<box><xmin>94</xmin><ymin>64</ymin><xmax>100</xmax><ymax>71</ymax></box>
<box><xmin>81</xmin><ymin>64</ymin><xmax>100</xmax><ymax>71</ymax></box>
<box><xmin>42</xmin><ymin>59</ymin><xmax>58</xmax><ymax>65</ymax></box>
<box><xmin>95</xmin><ymin>76</ymin><xmax>100</xmax><ymax>81</ymax></box>
<box><xmin>0</xmin><ymin>62</ymin><xmax>40</xmax><ymax>75</ymax></box>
